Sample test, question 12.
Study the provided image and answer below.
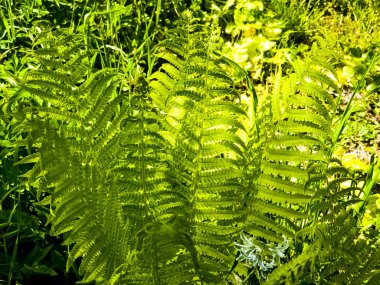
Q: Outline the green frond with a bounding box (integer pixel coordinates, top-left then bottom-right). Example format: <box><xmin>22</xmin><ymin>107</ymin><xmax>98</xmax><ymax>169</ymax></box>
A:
<box><xmin>154</xmin><ymin>52</ymin><xmax>185</xmax><ymax>69</ymax></box>
<box><xmin>197</xmin><ymin>245</ymin><xmax>231</xmax><ymax>263</ymax></box>
<box><xmin>24</xmin><ymin>106</ymin><xmax>81</xmax><ymax>123</ymax></box>
<box><xmin>298</xmin><ymin>81</ymin><xmax>336</xmax><ymax>107</ymax></box>
<box><xmin>302</xmin><ymin>69</ymin><xmax>339</xmax><ymax>94</ymax></box>
<box><xmin>157</xmin><ymin>41</ymin><xmax>187</xmax><ymax>58</ymax></box>
<box><xmin>275</xmin><ymin>121</ymin><xmax>331</xmax><ymax>140</ymax></box>
<box><xmin>83</xmin><ymin>75</ymin><xmax>118</xmax><ymax>120</ymax></box>
<box><xmin>93</xmin><ymin>112</ymin><xmax>127</xmax><ymax>152</ymax></box>
<box><xmin>66</xmin><ymin>50</ymin><xmax>90</xmax><ymax>67</ymax></box>
<box><xmin>150</xmin><ymin>81</ymin><xmax>170</xmax><ymax>108</ymax></box>
<box><xmin>89</xmin><ymin>95</ymin><xmax>124</xmax><ymax>139</ymax></box>
<box><xmin>20</xmin><ymin>84</ymin><xmax>76</xmax><ymax>109</ymax></box>
<box><xmin>159</xmin><ymin>63</ymin><xmax>181</xmax><ymax>79</ymax></box>
<box><xmin>246</xmin><ymin>227</ymin><xmax>285</xmax><ymax>244</ymax></box>
<box><xmin>309</xmin><ymin>56</ymin><xmax>338</xmax><ymax>79</ymax></box>
<box><xmin>150</xmin><ymin>71</ymin><xmax>176</xmax><ymax>90</ymax></box>
<box><xmin>247</xmin><ymin>211</ymin><xmax>294</xmax><ymax>237</ymax></box>
<box><xmin>33</xmin><ymin>47</ymin><xmax>60</xmax><ymax>57</ymax></box>
<box><xmin>173</xmin><ymin>89</ymin><xmax>203</xmax><ymax>101</ymax></box>
<box><xmin>148</xmin><ymin>20</ymin><xmax>248</xmax><ymax>282</ymax></box>
<box><xmin>14</xmin><ymin>152</ymin><xmax>40</xmax><ymax>165</ymax></box>
<box><xmin>78</xmin><ymin>69</ymin><xmax>117</xmax><ymax>96</ymax></box>
<box><xmin>258</xmin><ymin>174</ymin><xmax>313</xmax><ymax>195</ymax></box>
<box><xmin>70</xmin><ymin>62</ymin><xmax>91</xmax><ymax>82</ymax></box>
<box><xmin>257</xmin><ymin>186</ymin><xmax>312</xmax><ymax>204</ymax></box>
<box><xmin>182</xmin><ymin>65</ymin><xmax>234</xmax><ymax>85</ymax></box>
<box><xmin>263</xmin><ymin>242</ymin><xmax>320</xmax><ymax>285</ymax></box>
<box><xmin>251</xmin><ymin>198</ymin><xmax>309</xmax><ymax>219</ymax></box>
<box><xmin>284</xmin><ymin>109</ymin><xmax>330</xmax><ymax>129</ymax></box>
<box><xmin>13</xmin><ymin>33</ymin><xmax>135</xmax><ymax>284</ymax></box>
<box><xmin>26</xmin><ymin>70</ymin><xmax>74</xmax><ymax>85</ymax></box>
<box><xmin>267</xmin><ymin>136</ymin><xmax>326</xmax><ymax>150</ymax></box>
<box><xmin>263</xmin><ymin>148</ymin><xmax>326</xmax><ymax>163</ymax></box>
<box><xmin>261</xmin><ymin>161</ymin><xmax>307</xmax><ymax>180</ymax></box>
<box><xmin>288</xmin><ymin>96</ymin><xmax>331</xmax><ymax>120</ymax></box>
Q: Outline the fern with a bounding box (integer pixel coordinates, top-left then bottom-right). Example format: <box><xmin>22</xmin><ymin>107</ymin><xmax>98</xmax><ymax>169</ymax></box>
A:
<box><xmin>116</xmin><ymin>77</ymin><xmax>195</xmax><ymax>284</ymax></box>
<box><xmin>263</xmin><ymin>149</ymin><xmax>379</xmax><ymax>284</ymax></box>
<box><xmin>14</xmin><ymin>32</ymin><xmax>133</xmax><ymax>284</ymax></box>
<box><xmin>7</xmin><ymin>18</ymin><xmax>380</xmax><ymax>285</ymax></box>
<box><xmin>150</xmin><ymin>13</ymin><xmax>248</xmax><ymax>283</ymax></box>
<box><xmin>240</xmin><ymin>55</ymin><xmax>339</xmax><ymax>249</ymax></box>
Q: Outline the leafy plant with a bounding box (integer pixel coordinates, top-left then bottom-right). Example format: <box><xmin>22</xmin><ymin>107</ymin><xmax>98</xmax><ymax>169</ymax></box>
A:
<box><xmin>1</xmin><ymin>6</ymin><xmax>380</xmax><ymax>285</ymax></box>
<box><xmin>220</xmin><ymin>0</ymin><xmax>285</xmax><ymax>81</ymax></box>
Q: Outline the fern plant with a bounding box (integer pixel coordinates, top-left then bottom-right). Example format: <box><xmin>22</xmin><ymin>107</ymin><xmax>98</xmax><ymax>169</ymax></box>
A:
<box><xmin>150</xmin><ymin>14</ymin><xmax>248</xmax><ymax>283</ymax></box>
<box><xmin>5</xmin><ymin>14</ymin><xmax>380</xmax><ymax>285</ymax></box>
<box><xmin>9</xmin><ymin>32</ymin><xmax>134</xmax><ymax>284</ymax></box>
<box><xmin>117</xmin><ymin>75</ymin><xmax>197</xmax><ymax>284</ymax></box>
<box><xmin>256</xmin><ymin>47</ymin><xmax>380</xmax><ymax>284</ymax></box>
<box><xmin>264</xmin><ymin>157</ymin><xmax>380</xmax><ymax>284</ymax></box>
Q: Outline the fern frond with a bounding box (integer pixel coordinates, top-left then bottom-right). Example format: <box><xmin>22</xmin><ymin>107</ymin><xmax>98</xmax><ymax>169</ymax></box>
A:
<box><xmin>15</xmin><ymin>33</ymin><xmax>136</xmax><ymax>284</ymax></box>
<box><xmin>149</xmin><ymin>16</ymin><xmax>248</xmax><ymax>282</ymax></box>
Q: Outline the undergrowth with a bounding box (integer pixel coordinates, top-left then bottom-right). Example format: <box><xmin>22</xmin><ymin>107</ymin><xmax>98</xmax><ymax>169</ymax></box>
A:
<box><xmin>1</xmin><ymin>12</ymin><xmax>379</xmax><ymax>284</ymax></box>
<box><xmin>1</xmin><ymin>2</ymin><xmax>379</xmax><ymax>285</ymax></box>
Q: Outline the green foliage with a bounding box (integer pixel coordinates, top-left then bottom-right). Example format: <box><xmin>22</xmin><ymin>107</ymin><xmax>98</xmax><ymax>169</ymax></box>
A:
<box><xmin>264</xmin><ymin>158</ymin><xmax>379</xmax><ymax>284</ymax></box>
<box><xmin>1</xmin><ymin>1</ymin><xmax>380</xmax><ymax>285</ymax></box>
<box><xmin>151</xmin><ymin>16</ymin><xmax>247</xmax><ymax>282</ymax></box>
<box><xmin>9</xmin><ymin>32</ymin><xmax>133</xmax><ymax>284</ymax></box>
<box><xmin>221</xmin><ymin>0</ymin><xmax>284</xmax><ymax>80</ymax></box>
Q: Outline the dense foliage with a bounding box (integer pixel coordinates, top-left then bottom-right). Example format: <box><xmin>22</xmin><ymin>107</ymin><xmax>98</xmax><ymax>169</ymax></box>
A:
<box><xmin>1</xmin><ymin>0</ymin><xmax>379</xmax><ymax>284</ymax></box>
